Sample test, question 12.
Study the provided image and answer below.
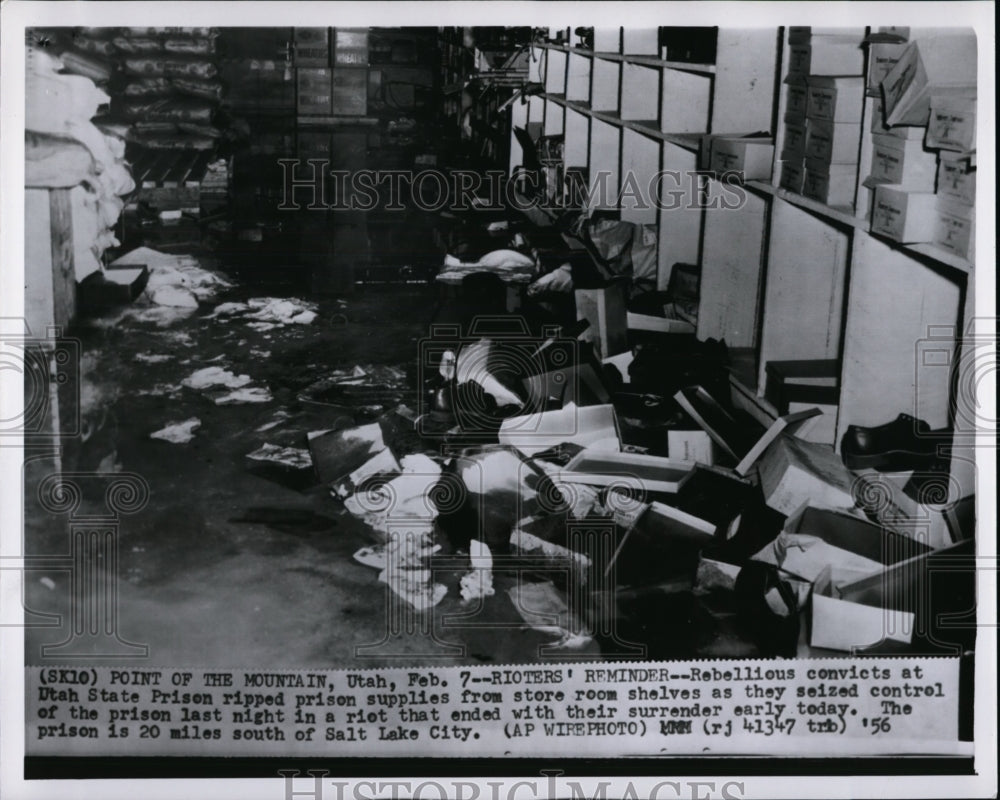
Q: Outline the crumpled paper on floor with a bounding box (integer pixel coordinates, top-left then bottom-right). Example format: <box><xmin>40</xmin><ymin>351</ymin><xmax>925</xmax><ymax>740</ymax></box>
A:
<box><xmin>343</xmin><ymin>454</ymin><xmax>442</xmax><ymax>538</ymax></box>
<box><xmin>460</xmin><ymin>540</ymin><xmax>495</xmax><ymax>603</ymax></box>
<box><xmin>182</xmin><ymin>366</ymin><xmax>251</xmax><ymax>390</ymax></box>
<box><xmin>150</xmin><ymin>417</ymin><xmax>201</xmax><ymax>444</ymax></box>
<box><xmin>215</xmin><ymin>386</ymin><xmax>272</xmax><ymax>405</ymax></box>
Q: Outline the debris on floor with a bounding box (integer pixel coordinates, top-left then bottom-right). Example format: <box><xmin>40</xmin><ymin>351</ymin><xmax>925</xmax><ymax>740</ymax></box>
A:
<box><xmin>182</xmin><ymin>365</ymin><xmax>251</xmax><ymax>390</ymax></box>
<box><xmin>214</xmin><ymin>386</ymin><xmax>273</xmax><ymax>405</ymax></box>
<box><xmin>150</xmin><ymin>417</ymin><xmax>201</xmax><ymax>444</ymax></box>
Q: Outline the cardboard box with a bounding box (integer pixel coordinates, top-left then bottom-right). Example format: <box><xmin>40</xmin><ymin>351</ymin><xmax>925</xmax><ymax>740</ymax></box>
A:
<box><xmin>881</xmin><ymin>33</ymin><xmax>977</xmax><ymax>126</ymax></box>
<box><xmin>782</xmin><ymin>121</ymin><xmax>808</xmax><ymax>159</ymax></box>
<box><xmin>609</xmin><ymin>500</ymin><xmax>715</xmax><ymax>583</ymax></box>
<box><xmin>936</xmin><ymin>153</ymin><xmax>976</xmax><ymax>206</ymax></box>
<box><xmin>933</xmin><ymin>199</ymin><xmax>975</xmax><ymax>261</ymax></box>
<box><xmin>499</xmin><ymin>403</ymin><xmax>621</xmax><ymax>457</ymax></box>
<box><xmin>784</xmin><ymin>80</ymin><xmax>809</xmax><ymax>121</ymax></box>
<box><xmin>668</xmin><ymin>429</ymin><xmax>715</xmax><ymax>465</ymax></box>
<box><xmin>710</xmin><ymin>136</ymin><xmax>775</xmax><ymax>180</ymax></box>
<box><xmin>332</xmin><ymin>67</ymin><xmax>368</xmax><ymax>116</ymax></box>
<box><xmin>625</xmin><ymin>312</ymin><xmax>694</xmax><ymax>334</ymax></box>
<box><xmin>784</xmin><ymin>504</ymin><xmax>932</xmax><ymax>562</ymax></box>
<box><xmin>787</xmin><ymin>44</ymin><xmax>811</xmax><ymax>77</ymax></box>
<box><xmin>803</xmin><ymin>159</ymin><xmax>857</xmax><ymax>207</ymax></box>
<box><xmin>789</xmin><ymin>38</ymin><xmax>864</xmax><ymax>76</ymax></box>
<box><xmin>870</xmin><ymin>184</ymin><xmax>938</xmax><ymax>243</ymax></box>
<box><xmin>558</xmin><ymin>450</ymin><xmax>695</xmax><ymax>494</ymax></box>
<box><xmin>294</xmin><ymin>27</ymin><xmax>331</xmax><ymax>67</ymax></box>
<box><xmin>805</xmin><ymin>118</ymin><xmax>860</xmax><ymax>164</ymax></box>
<box><xmin>575</xmin><ymin>283</ymin><xmax>628</xmax><ymax>360</ymax></box>
<box><xmin>779</xmin><ymin>158</ymin><xmax>806</xmax><ymax>193</ymax></box>
<box><xmin>866</xmin><ymin>41</ymin><xmax>908</xmax><ymax>93</ymax></box>
<box><xmin>869</xmin><ymin>133</ymin><xmax>938</xmax><ymax>189</ymax></box>
<box><xmin>810</xmin><ymin>566</ymin><xmax>916</xmax><ymax>651</ymax></box>
<box><xmin>925</xmin><ymin>95</ymin><xmax>976</xmax><ymax>152</ymax></box>
<box><xmin>334</xmin><ymin>28</ymin><xmax>368</xmax><ymax>66</ymax></box>
<box><xmin>756</xmin><ymin>434</ymin><xmax>857</xmax><ymax>516</ymax></box>
<box><xmin>296</xmin><ymin>67</ymin><xmax>333</xmax><ymax>115</ymax></box>
<box><xmin>807</xmin><ymin>76</ymin><xmax>864</xmax><ymax>122</ymax></box>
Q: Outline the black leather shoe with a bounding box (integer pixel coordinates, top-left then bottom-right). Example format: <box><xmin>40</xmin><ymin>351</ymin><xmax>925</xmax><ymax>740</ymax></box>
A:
<box><xmin>840</xmin><ymin>413</ymin><xmax>947</xmax><ymax>471</ymax></box>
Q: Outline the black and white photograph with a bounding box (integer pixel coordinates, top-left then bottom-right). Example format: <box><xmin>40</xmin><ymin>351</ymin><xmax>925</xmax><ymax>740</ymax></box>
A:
<box><xmin>0</xmin><ymin>2</ymin><xmax>995</xmax><ymax>798</ymax></box>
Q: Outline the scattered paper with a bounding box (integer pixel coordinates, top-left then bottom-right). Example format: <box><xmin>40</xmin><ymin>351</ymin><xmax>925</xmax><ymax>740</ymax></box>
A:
<box><xmin>215</xmin><ymin>386</ymin><xmax>273</xmax><ymax>405</ymax></box>
<box><xmin>182</xmin><ymin>366</ymin><xmax>251</xmax><ymax>390</ymax></box>
<box><xmin>150</xmin><ymin>417</ymin><xmax>201</xmax><ymax>444</ymax></box>
<box><xmin>246</xmin><ymin>444</ymin><xmax>312</xmax><ymax>470</ymax></box>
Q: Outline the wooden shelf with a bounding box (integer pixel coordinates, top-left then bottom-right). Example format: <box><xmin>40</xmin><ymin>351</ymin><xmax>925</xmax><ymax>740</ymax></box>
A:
<box><xmin>537</xmin><ymin>43</ymin><xmax>717</xmax><ymax>74</ymax></box>
<box><xmin>544</xmin><ymin>92</ymin><xmax>702</xmax><ymax>149</ymax></box>
<box><xmin>745</xmin><ymin>180</ymin><xmax>867</xmax><ymax>230</ymax></box>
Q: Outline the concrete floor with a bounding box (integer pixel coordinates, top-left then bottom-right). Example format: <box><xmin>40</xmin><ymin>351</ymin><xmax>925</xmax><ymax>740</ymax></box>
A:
<box><xmin>24</xmin><ymin>283</ymin><xmax>598</xmax><ymax>669</ymax></box>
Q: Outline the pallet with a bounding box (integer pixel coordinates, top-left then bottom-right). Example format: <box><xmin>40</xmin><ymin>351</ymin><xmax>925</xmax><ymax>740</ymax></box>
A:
<box><xmin>129</xmin><ymin>148</ymin><xmax>213</xmax><ymax>212</ymax></box>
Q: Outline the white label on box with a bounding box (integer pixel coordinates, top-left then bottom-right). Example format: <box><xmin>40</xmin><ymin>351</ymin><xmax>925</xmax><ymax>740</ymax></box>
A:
<box><xmin>937</xmin><ymin>158</ymin><xmax>976</xmax><ymax>205</ymax></box>
<box><xmin>934</xmin><ymin>208</ymin><xmax>975</xmax><ymax>260</ymax></box>
<box><xmin>926</xmin><ymin>104</ymin><xmax>976</xmax><ymax>151</ymax></box>
<box><xmin>668</xmin><ymin>430</ymin><xmax>714</xmax><ymax>465</ymax></box>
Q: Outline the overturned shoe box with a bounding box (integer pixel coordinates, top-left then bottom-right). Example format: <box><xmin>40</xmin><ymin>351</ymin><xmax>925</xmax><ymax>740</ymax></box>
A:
<box><xmin>753</xmin><ymin>503</ymin><xmax>934</xmax><ymax>652</ymax></box>
<box><xmin>675</xmin><ymin>385</ymin><xmax>826</xmax><ymax>477</ymax></box>
<box><xmin>814</xmin><ymin>537</ymin><xmax>975</xmax><ymax>652</ymax></box>
<box><xmin>499</xmin><ymin>403</ymin><xmax>621</xmax><ymax>457</ymax></box>
<box><xmin>245</xmin><ymin>443</ymin><xmax>317</xmax><ymax>490</ymax></box>
<box><xmin>605</xmin><ymin>497</ymin><xmax>715</xmax><ymax>589</ymax></box>
<box><xmin>852</xmin><ymin>468</ymin><xmax>960</xmax><ymax>550</ymax></box>
<box><xmin>752</xmin><ymin>430</ymin><xmax>857</xmax><ymax>516</ymax></box>
<box><xmin>555</xmin><ymin>448</ymin><xmax>695</xmax><ymax>496</ymax></box>
<box><xmin>308</xmin><ymin>422</ymin><xmax>389</xmax><ymax>485</ymax></box>
<box><xmin>521</xmin><ymin>336</ymin><xmax>612</xmax><ymax>409</ymax></box>
<box><xmin>763</xmin><ymin>359</ymin><xmax>840</xmax><ymax>445</ymax></box>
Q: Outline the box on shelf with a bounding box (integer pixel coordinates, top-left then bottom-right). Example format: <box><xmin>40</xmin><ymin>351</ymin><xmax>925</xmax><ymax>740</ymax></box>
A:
<box><xmin>933</xmin><ymin>199</ymin><xmax>975</xmax><ymax>261</ymax></box>
<box><xmin>936</xmin><ymin>152</ymin><xmax>976</xmax><ymax>206</ymax></box>
<box><xmin>332</xmin><ymin>67</ymin><xmax>368</xmax><ymax>116</ymax></box>
<box><xmin>869</xmin><ymin>133</ymin><xmax>938</xmax><ymax>189</ymax></box>
<box><xmin>806</xmin><ymin>76</ymin><xmax>864</xmax><ymax>123</ymax></box>
<box><xmin>783</xmin><ymin>82</ymin><xmax>809</xmax><ymax>124</ymax></box>
<box><xmin>779</xmin><ymin>158</ymin><xmax>806</xmax><ymax>193</ymax></box>
<box><xmin>803</xmin><ymin>158</ymin><xmax>857</xmax><ymax>207</ymax></box>
<box><xmin>782</xmin><ymin>120</ymin><xmax>808</xmax><ymax>159</ymax></box>
<box><xmin>805</xmin><ymin>118</ymin><xmax>860</xmax><ymax>164</ymax></box>
<box><xmin>787</xmin><ymin>44</ymin><xmax>811</xmax><ymax>77</ymax></box>
<box><xmin>925</xmin><ymin>95</ymin><xmax>976</xmax><ymax>152</ymax></box>
<box><xmin>791</xmin><ymin>38</ymin><xmax>865</xmax><ymax>77</ymax></box>
<box><xmin>871</xmin><ymin>99</ymin><xmax>925</xmax><ymax>139</ymax></box>
<box><xmin>334</xmin><ymin>28</ymin><xmax>369</xmax><ymax>66</ymax></box>
<box><xmin>294</xmin><ymin>27</ymin><xmax>331</xmax><ymax>67</ymax></box>
<box><xmin>870</xmin><ymin>184</ymin><xmax>938</xmax><ymax>243</ymax></box>
<box><xmin>296</xmin><ymin>67</ymin><xmax>333</xmax><ymax>115</ymax></box>
<box><xmin>866</xmin><ymin>40</ymin><xmax>908</xmax><ymax>93</ymax></box>
<box><xmin>710</xmin><ymin>136</ymin><xmax>775</xmax><ymax>180</ymax></box>
<box><xmin>881</xmin><ymin>33</ymin><xmax>977</xmax><ymax>126</ymax></box>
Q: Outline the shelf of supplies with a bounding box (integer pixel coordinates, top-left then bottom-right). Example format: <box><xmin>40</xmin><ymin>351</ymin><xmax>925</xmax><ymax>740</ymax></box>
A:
<box><xmin>745</xmin><ymin>180</ymin><xmax>867</xmax><ymax>230</ymax></box>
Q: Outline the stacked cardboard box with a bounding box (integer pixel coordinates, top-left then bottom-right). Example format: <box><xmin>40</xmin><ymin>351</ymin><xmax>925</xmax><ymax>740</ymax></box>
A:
<box><xmin>782</xmin><ymin>28</ymin><xmax>864</xmax><ymax>207</ymax></box>
<box><xmin>869</xmin><ymin>33</ymin><xmax>976</xmax><ymax>260</ymax></box>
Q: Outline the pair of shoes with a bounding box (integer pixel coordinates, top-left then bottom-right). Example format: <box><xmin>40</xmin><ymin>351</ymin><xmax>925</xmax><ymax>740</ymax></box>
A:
<box><xmin>840</xmin><ymin>413</ymin><xmax>946</xmax><ymax>471</ymax></box>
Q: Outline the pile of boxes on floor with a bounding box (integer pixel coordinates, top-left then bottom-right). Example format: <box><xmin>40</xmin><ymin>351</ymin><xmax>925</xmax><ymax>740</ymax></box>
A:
<box><xmin>248</xmin><ymin>297</ymin><xmax>972</xmax><ymax>656</ymax></box>
<box><xmin>868</xmin><ymin>28</ymin><xmax>976</xmax><ymax>261</ymax></box>
<box><xmin>780</xmin><ymin>26</ymin><xmax>866</xmax><ymax>207</ymax></box>
<box><xmin>25</xmin><ymin>44</ymin><xmax>135</xmax><ymax>284</ymax></box>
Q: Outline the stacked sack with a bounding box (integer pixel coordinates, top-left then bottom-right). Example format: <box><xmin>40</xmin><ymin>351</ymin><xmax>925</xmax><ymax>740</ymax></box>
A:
<box><xmin>114</xmin><ymin>27</ymin><xmax>224</xmax><ymax>150</ymax></box>
<box><xmin>25</xmin><ymin>45</ymin><xmax>136</xmax><ymax>281</ymax></box>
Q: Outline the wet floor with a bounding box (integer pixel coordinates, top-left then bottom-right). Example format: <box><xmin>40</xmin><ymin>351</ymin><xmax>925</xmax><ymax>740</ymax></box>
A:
<box><xmin>23</xmin><ymin>283</ymin><xmax>601</xmax><ymax>669</ymax></box>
